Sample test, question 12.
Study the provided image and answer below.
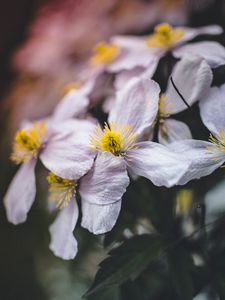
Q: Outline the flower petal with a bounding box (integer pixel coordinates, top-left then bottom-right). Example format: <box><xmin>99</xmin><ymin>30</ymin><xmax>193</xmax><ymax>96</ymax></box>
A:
<box><xmin>179</xmin><ymin>25</ymin><xmax>223</xmax><ymax>44</ymax></box>
<box><xmin>115</xmin><ymin>62</ymin><xmax>159</xmax><ymax>90</ymax></box>
<box><xmin>52</xmin><ymin>90</ymin><xmax>89</xmax><ymax>121</ymax></box>
<box><xmin>81</xmin><ymin>200</ymin><xmax>121</xmax><ymax>235</ymax></box>
<box><xmin>125</xmin><ymin>141</ymin><xmax>189</xmax><ymax>187</ymax></box>
<box><xmin>158</xmin><ymin>119</ymin><xmax>192</xmax><ymax>145</ymax></box>
<box><xmin>108</xmin><ymin>49</ymin><xmax>160</xmax><ymax>73</ymax></box>
<box><xmin>108</xmin><ymin>77</ymin><xmax>160</xmax><ymax>136</ymax></box>
<box><xmin>79</xmin><ymin>73</ymin><xmax>99</xmax><ymax>95</ymax></box>
<box><xmin>104</xmin><ymin>64</ymin><xmax>159</xmax><ymax>113</ymax></box>
<box><xmin>4</xmin><ymin>159</ymin><xmax>36</xmax><ymax>225</ymax></box>
<box><xmin>108</xmin><ymin>35</ymin><xmax>162</xmax><ymax>72</ymax></box>
<box><xmin>49</xmin><ymin>199</ymin><xmax>78</xmax><ymax>260</ymax></box>
<box><xmin>168</xmin><ymin>140</ymin><xmax>225</xmax><ymax>185</ymax></box>
<box><xmin>111</xmin><ymin>36</ymin><xmax>150</xmax><ymax>51</ymax></box>
<box><xmin>115</xmin><ymin>67</ymin><xmax>146</xmax><ymax>90</ymax></box>
<box><xmin>79</xmin><ymin>152</ymin><xmax>129</xmax><ymax>205</ymax></box>
<box><xmin>173</xmin><ymin>41</ymin><xmax>225</xmax><ymax>68</ymax></box>
<box><xmin>164</xmin><ymin>55</ymin><xmax>212</xmax><ymax>114</ymax></box>
<box><xmin>50</xmin><ymin>119</ymin><xmax>96</xmax><ymax>143</ymax></box>
<box><xmin>40</xmin><ymin>119</ymin><xmax>96</xmax><ymax>180</ymax></box>
<box><xmin>103</xmin><ymin>95</ymin><xmax>115</xmax><ymax>113</ymax></box>
<box><xmin>104</xmin><ymin>64</ymin><xmax>159</xmax><ymax>114</ymax></box>
<box><xmin>199</xmin><ymin>84</ymin><xmax>225</xmax><ymax>135</ymax></box>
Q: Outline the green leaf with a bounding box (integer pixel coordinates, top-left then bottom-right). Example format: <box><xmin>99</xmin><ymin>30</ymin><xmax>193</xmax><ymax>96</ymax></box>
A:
<box><xmin>167</xmin><ymin>245</ymin><xmax>194</xmax><ymax>300</ymax></box>
<box><xmin>120</xmin><ymin>280</ymin><xmax>148</xmax><ymax>300</ymax></box>
<box><xmin>137</xmin><ymin>264</ymin><xmax>179</xmax><ymax>299</ymax></box>
<box><xmin>85</xmin><ymin>286</ymin><xmax>122</xmax><ymax>300</ymax></box>
<box><xmin>83</xmin><ymin>234</ymin><xmax>164</xmax><ymax>298</ymax></box>
<box><xmin>214</xmin><ymin>273</ymin><xmax>225</xmax><ymax>300</ymax></box>
<box><xmin>146</xmin><ymin>187</ymin><xmax>175</xmax><ymax>237</ymax></box>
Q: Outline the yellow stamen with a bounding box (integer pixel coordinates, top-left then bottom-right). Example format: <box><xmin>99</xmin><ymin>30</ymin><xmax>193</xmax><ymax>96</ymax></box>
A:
<box><xmin>62</xmin><ymin>82</ymin><xmax>81</xmax><ymax>96</ymax></box>
<box><xmin>159</xmin><ymin>120</ymin><xmax>169</xmax><ymax>140</ymax></box>
<box><xmin>207</xmin><ymin>129</ymin><xmax>225</xmax><ymax>160</ymax></box>
<box><xmin>90</xmin><ymin>122</ymin><xmax>138</xmax><ymax>156</ymax></box>
<box><xmin>145</xmin><ymin>23</ymin><xmax>184</xmax><ymax>49</ymax></box>
<box><xmin>47</xmin><ymin>172</ymin><xmax>77</xmax><ymax>209</ymax></box>
<box><xmin>158</xmin><ymin>94</ymin><xmax>173</xmax><ymax>119</ymax></box>
<box><xmin>11</xmin><ymin>122</ymin><xmax>46</xmax><ymax>164</ymax></box>
<box><xmin>90</xmin><ymin>42</ymin><xmax>119</xmax><ymax>66</ymax></box>
<box><xmin>158</xmin><ymin>95</ymin><xmax>175</xmax><ymax>141</ymax></box>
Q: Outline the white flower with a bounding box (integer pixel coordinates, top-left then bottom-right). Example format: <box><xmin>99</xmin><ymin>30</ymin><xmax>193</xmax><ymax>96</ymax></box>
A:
<box><xmin>111</xmin><ymin>23</ymin><xmax>224</xmax><ymax>79</ymax></box>
<box><xmin>158</xmin><ymin>55</ymin><xmax>213</xmax><ymax>144</ymax></box>
<box><xmin>105</xmin><ymin>55</ymin><xmax>213</xmax><ymax>145</ymax></box>
<box><xmin>3</xmin><ymin>75</ymin><xmax>99</xmax><ymax>260</ymax></box>
<box><xmin>167</xmin><ymin>83</ymin><xmax>225</xmax><ymax>185</ymax></box>
<box><xmin>77</xmin><ymin>77</ymin><xmax>190</xmax><ymax>234</ymax></box>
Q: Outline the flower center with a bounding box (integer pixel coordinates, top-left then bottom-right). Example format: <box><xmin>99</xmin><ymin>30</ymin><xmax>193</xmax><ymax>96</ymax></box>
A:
<box><xmin>207</xmin><ymin>129</ymin><xmax>225</xmax><ymax>159</ymax></box>
<box><xmin>62</xmin><ymin>82</ymin><xmax>81</xmax><ymax>96</ymax></box>
<box><xmin>145</xmin><ymin>23</ymin><xmax>184</xmax><ymax>49</ymax></box>
<box><xmin>11</xmin><ymin>122</ymin><xmax>46</xmax><ymax>164</ymax></box>
<box><xmin>90</xmin><ymin>123</ymin><xmax>138</xmax><ymax>156</ymax></box>
<box><xmin>90</xmin><ymin>42</ymin><xmax>119</xmax><ymax>66</ymax></box>
<box><xmin>47</xmin><ymin>172</ymin><xmax>77</xmax><ymax>209</ymax></box>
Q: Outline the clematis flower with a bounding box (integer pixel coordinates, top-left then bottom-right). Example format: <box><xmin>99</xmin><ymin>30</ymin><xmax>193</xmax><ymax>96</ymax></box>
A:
<box><xmin>86</xmin><ymin>22</ymin><xmax>221</xmax><ymax>101</ymax></box>
<box><xmin>87</xmin><ymin>32</ymin><xmax>162</xmax><ymax>85</ymax></box>
<box><xmin>3</xmin><ymin>118</ymin><xmax>96</xmax><ymax>226</ymax></box>
<box><xmin>104</xmin><ymin>55</ymin><xmax>213</xmax><ymax>145</ymax></box>
<box><xmin>51</xmin><ymin>78</ymin><xmax>96</xmax><ymax>121</ymax></box>
<box><xmin>167</xmin><ymin>83</ymin><xmax>225</xmax><ymax>185</ymax></box>
<box><xmin>157</xmin><ymin>54</ymin><xmax>213</xmax><ymax>144</ymax></box>
<box><xmin>3</xmin><ymin>81</ymin><xmax>98</xmax><ymax>259</ymax></box>
<box><xmin>46</xmin><ymin>172</ymin><xmax>79</xmax><ymax>260</ymax></box>
<box><xmin>66</xmin><ymin>77</ymin><xmax>190</xmax><ymax>235</ymax></box>
<box><xmin>87</xmin><ymin>40</ymin><xmax>135</xmax><ymax>84</ymax></box>
<box><xmin>110</xmin><ymin>23</ymin><xmax>224</xmax><ymax>79</ymax></box>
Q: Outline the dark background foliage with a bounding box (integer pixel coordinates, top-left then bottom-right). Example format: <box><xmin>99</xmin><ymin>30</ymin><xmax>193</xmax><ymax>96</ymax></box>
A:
<box><xmin>1</xmin><ymin>0</ymin><xmax>225</xmax><ymax>299</ymax></box>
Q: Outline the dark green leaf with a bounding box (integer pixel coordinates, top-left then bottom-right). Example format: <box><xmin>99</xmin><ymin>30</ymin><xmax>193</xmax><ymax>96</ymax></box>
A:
<box><xmin>137</xmin><ymin>263</ymin><xmax>179</xmax><ymax>299</ymax></box>
<box><xmin>120</xmin><ymin>280</ymin><xmax>148</xmax><ymax>300</ymax></box>
<box><xmin>85</xmin><ymin>286</ymin><xmax>122</xmax><ymax>300</ymax></box>
<box><xmin>214</xmin><ymin>273</ymin><xmax>225</xmax><ymax>300</ymax></box>
<box><xmin>146</xmin><ymin>188</ymin><xmax>175</xmax><ymax>237</ymax></box>
<box><xmin>167</xmin><ymin>245</ymin><xmax>194</xmax><ymax>300</ymax></box>
<box><xmin>83</xmin><ymin>234</ymin><xmax>164</xmax><ymax>298</ymax></box>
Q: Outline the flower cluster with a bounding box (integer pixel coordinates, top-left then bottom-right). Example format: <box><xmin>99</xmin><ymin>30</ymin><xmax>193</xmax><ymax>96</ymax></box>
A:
<box><xmin>4</xmin><ymin>23</ymin><xmax>225</xmax><ymax>260</ymax></box>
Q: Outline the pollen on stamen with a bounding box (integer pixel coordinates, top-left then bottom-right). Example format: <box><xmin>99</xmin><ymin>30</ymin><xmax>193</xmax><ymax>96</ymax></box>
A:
<box><xmin>207</xmin><ymin>129</ymin><xmax>225</xmax><ymax>160</ymax></box>
<box><xmin>90</xmin><ymin>42</ymin><xmax>119</xmax><ymax>66</ymax></box>
<box><xmin>89</xmin><ymin>122</ymin><xmax>138</xmax><ymax>156</ymax></box>
<box><xmin>47</xmin><ymin>172</ymin><xmax>77</xmax><ymax>209</ymax></box>
<box><xmin>158</xmin><ymin>94</ymin><xmax>173</xmax><ymax>119</ymax></box>
<box><xmin>145</xmin><ymin>23</ymin><xmax>184</xmax><ymax>49</ymax></box>
<box><xmin>10</xmin><ymin>122</ymin><xmax>46</xmax><ymax>164</ymax></box>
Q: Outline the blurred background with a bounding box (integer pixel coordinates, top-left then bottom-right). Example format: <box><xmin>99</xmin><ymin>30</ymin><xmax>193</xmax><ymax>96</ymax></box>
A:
<box><xmin>1</xmin><ymin>0</ymin><xmax>225</xmax><ymax>299</ymax></box>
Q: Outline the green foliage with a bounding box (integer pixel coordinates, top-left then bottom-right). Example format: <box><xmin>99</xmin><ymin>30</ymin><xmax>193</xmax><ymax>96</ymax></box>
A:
<box><xmin>85</xmin><ymin>179</ymin><xmax>225</xmax><ymax>300</ymax></box>
<box><xmin>83</xmin><ymin>234</ymin><xmax>164</xmax><ymax>298</ymax></box>
<box><xmin>167</xmin><ymin>245</ymin><xmax>194</xmax><ymax>300</ymax></box>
